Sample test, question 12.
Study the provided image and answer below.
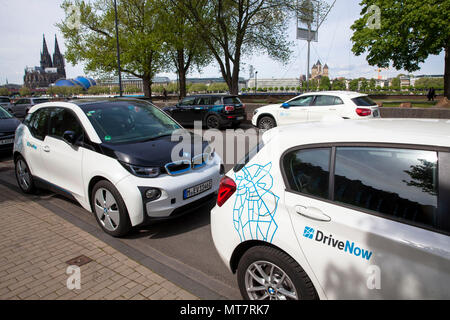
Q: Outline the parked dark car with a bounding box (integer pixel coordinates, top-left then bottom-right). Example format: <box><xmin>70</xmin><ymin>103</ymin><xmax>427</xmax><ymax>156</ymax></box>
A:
<box><xmin>0</xmin><ymin>106</ymin><xmax>21</xmax><ymax>152</ymax></box>
<box><xmin>0</xmin><ymin>96</ymin><xmax>13</xmax><ymax>113</ymax></box>
<box><xmin>163</xmin><ymin>95</ymin><xmax>246</xmax><ymax>129</ymax></box>
<box><xmin>11</xmin><ymin>97</ymin><xmax>50</xmax><ymax>118</ymax></box>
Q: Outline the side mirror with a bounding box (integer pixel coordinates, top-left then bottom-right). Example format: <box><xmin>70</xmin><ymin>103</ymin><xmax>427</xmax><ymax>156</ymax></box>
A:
<box><xmin>281</xmin><ymin>102</ymin><xmax>290</xmax><ymax>109</ymax></box>
<box><xmin>63</xmin><ymin>130</ymin><xmax>77</xmax><ymax>145</ymax></box>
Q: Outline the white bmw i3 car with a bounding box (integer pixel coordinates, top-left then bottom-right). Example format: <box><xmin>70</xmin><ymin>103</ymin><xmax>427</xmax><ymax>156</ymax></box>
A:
<box><xmin>13</xmin><ymin>99</ymin><xmax>222</xmax><ymax>237</ymax></box>
<box><xmin>252</xmin><ymin>91</ymin><xmax>380</xmax><ymax>130</ymax></box>
<box><xmin>211</xmin><ymin>119</ymin><xmax>450</xmax><ymax>300</ymax></box>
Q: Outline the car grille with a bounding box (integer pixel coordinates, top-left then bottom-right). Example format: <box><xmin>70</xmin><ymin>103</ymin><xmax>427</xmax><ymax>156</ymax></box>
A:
<box><xmin>0</xmin><ymin>132</ymin><xmax>14</xmax><ymax>137</ymax></box>
<box><xmin>164</xmin><ymin>153</ymin><xmax>210</xmax><ymax>176</ymax></box>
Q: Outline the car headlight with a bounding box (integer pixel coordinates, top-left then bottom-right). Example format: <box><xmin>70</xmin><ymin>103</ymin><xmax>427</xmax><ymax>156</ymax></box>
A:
<box><xmin>253</xmin><ymin>109</ymin><xmax>259</xmax><ymax>116</ymax></box>
<box><xmin>120</xmin><ymin>162</ymin><xmax>160</xmax><ymax>178</ymax></box>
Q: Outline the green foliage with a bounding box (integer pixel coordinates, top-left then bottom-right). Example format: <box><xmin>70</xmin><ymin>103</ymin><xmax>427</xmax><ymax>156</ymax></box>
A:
<box><xmin>350</xmin><ymin>0</ymin><xmax>450</xmax><ymax>97</ymax></box>
<box><xmin>319</xmin><ymin>76</ymin><xmax>331</xmax><ymax>91</ymax></box>
<box><xmin>331</xmin><ymin>79</ymin><xmax>346</xmax><ymax>91</ymax></box>
<box><xmin>48</xmin><ymin>86</ymin><xmax>83</xmax><ymax>97</ymax></box>
<box><xmin>19</xmin><ymin>87</ymin><xmax>31</xmax><ymax>97</ymax></box>
<box><xmin>188</xmin><ymin>83</ymin><xmax>207</xmax><ymax>93</ymax></box>
<box><xmin>349</xmin><ymin>79</ymin><xmax>359</xmax><ymax>91</ymax></box>
<box><xmin>208</xmin><ymin>83</ymin><xmax>228</xmax><ymax>93</ymax></box>
<box><xmin>0</xmin><ymin>88</ymin><xmax>10</xmax><ymax>96</ymax></box>
<box><xmin>414</xmin><ymin>78</ymin><xmax>444</xmax><ymax>90</ymax></box>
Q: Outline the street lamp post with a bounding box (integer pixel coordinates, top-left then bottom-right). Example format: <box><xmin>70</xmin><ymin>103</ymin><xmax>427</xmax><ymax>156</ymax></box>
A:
<box><xmin>255</xmin><ymin>71</ymin><xmax>258</xmax><ymax>93</ymax></box>
<box><xmin>113</xmin><ymin>0</ymin><xmax>123</xmax><ymax>97</ymax></box>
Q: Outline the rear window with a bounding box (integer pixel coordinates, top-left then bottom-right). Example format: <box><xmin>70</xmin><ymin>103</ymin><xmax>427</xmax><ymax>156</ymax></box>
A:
<box><xmin>223</xmin><ymin>97</ymin><xmax>241</xmax><ymax>105</ymax></box>
<box><xmin>352</xmin><ymin>96</ymin><xmax>377</xmax><ymax>106</ymax></box>
<box><xmin>234</xmin><ymin>141</ymin><xmax>265</xmax><ymax>172</ymax></box>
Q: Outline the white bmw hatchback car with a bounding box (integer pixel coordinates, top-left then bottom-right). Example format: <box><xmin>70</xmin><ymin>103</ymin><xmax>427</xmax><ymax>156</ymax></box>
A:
<box><xmin>14</xmin><ymin>99</ymin><xmax>222</xmax><ymax>237</ymax></box>
<box><xmin>211</xmin><ymin>119</ymin><xmax>450</xmax><ymax>300</ymax></box>
<box><xmin>252</xmin><ymin>91</ymin><xmax>380</xmax><ymax>130</ymax></box>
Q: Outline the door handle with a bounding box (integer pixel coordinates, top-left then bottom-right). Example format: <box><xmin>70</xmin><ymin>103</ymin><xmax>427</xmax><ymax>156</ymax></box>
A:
<box><xmin>42</xmin><ymin>145</ymin><xmax>50</xmax><ymax>153</ymax></box>
<box><xmin>295</xmin><ymin>205</ymin><xmax>331</xmax><ymax>222</ymax></box>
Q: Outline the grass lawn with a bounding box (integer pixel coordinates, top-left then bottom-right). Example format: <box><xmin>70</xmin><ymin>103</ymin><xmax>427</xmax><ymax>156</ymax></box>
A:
<box><xmin>374</xmin><ymin>99</ymin><xmax>438</xmax><ymax>108</ymax></box>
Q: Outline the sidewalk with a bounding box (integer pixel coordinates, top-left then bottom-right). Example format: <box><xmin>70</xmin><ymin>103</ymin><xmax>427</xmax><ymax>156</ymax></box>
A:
<box><xmin>0</xmin><ymin>182</ymin><xmax>198</xmax><ymax>300</ymax></box>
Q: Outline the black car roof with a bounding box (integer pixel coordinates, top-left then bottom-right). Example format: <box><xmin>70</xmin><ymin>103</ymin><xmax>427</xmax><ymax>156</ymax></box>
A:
<box><xmin>69</xmin><ymin>98</ymin><xmax>153</xmax><ymax>110</ymax></box>
<box><xmin>182</xmin><ymin>94</ymin><xmax>238</xmax><ymax>98</ymax></box>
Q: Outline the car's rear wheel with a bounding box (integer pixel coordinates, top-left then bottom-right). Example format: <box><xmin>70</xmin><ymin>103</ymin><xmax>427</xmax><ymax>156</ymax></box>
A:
<box><xmin>206</xmin><ymin>114</ymin><xmax>221</xmax><ymax>130</ymax></box>
<box><xmin>14</xmin><ymin>156</ymin><xmax>36</xmax><ymax>194</ymax></box>
<box><xmin>91</xmin><ymin>180</ymin><xmax>131</xmax><ymax>237</ymax></box>
<box><xmin>237</xmin><ymin>246</ymin><xmax>318</xmax><ymax>300</ymax></box>
<box><xmin>258</xmin><ymin>116</ymin><xmax>276</xmax><ymax>130</ymax></box>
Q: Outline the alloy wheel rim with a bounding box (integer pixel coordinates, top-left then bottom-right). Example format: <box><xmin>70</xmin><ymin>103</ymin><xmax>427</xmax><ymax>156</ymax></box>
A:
<box><xmin>207</xmin><ymin>117</ymin><xmax>219</xmax><ymax>129</ymax></box>
<box><xmin>259</xmin><ymin>119</ymin><xmax>273</xmax><ymax>130</ymax></box>
<box><xmin>94</xmin><ymin>188</ymin><xmax>120</xmax><ymax>231</ymax></box>
<box><xmin>16</xmin><ymin>160</ymin><xmax>31</xmax><ymax>190</ymax></box>
<box><xmin>245</xmin><ymin>261</ymin><xmax>298</xmax><ymax>300</ymax></box>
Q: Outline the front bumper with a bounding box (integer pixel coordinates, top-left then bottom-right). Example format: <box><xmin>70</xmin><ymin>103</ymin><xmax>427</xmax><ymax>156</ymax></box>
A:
<box><xmin>115</xmin><ymin>154</ymin><xmax>222</xmax><ymax>226</ymax></box>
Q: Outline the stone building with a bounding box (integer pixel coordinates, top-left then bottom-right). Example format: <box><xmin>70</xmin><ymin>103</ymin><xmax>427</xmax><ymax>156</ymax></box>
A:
<box><xmin>24</xmin><ymin>35</ymin><xmax>66</xmax><ymax>89</ymax></box>
<box><xmin>311</xmin><ymin>60</ymin><xmax>329</xmax><ymax>80</ymax></box>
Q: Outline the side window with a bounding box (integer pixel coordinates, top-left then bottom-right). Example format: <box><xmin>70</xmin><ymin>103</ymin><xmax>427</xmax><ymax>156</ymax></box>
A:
<box><xmin>16</xmin><ymin>99</ymin><xmax>25</xmax><ymax>105</ymax></box>
<box><xmin>196</xmin><ymin>97</ymin><xmax>210</xmax><ymax>105</ymax></box>
<box><xmin>181</xmin><ymin>97</ymin><xmax>196</xmax><ymax>106</ymax></box>
<box><xmin>212</xmin><ymin>97</ymin><xmax>222</xmax><ymax>105</ymax></box>
<box><xmin>313</xmin><ymin>95</ymin><xmax>338</xmax><ymax>106</ymax></box>
<box><xmin>289</xmin><ymin>96</ymin><xmax>315</xmax><ymax>107</ymax></box>
<box><xmin>48</xmin><ymin>108</ymin><xmax>84</xmax><ymax>141</ymax></box>
<box><xmin>283</xmin><ymin>148</ymin><xmax>331</xmax><ymax>199</ymax></box>
<box><xmin>334</xmin><ymin>97</ymin><xmax>344</xmax><ymax>105</ymax></box>
<box><xmin>28</xmin><ymin>109</ymin><xmax>50</xmax><ymax>140</ymax></box>
<box><xmin>334</xmin><ymin>147</ymin><xmax>439</xmax><ymax>230</ymax></box>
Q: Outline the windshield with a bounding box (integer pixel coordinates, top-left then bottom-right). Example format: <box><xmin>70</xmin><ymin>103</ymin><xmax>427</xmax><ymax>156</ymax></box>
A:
<box><xmin>83</xmin><ymin>100</ymin><xmax>181</xmax><ymax>144</ymax></box>
<box><xmin>352</xmin><ymin>96</ymin><xmax>377</xmax><ymax>106</ymax></box>
<box><xmin>233</xmin><ymin>141</ymin><xmax>265</xmax><ymax>172</ymax></box>
<box><xmin>0</xmin><ymin>106</ymin><xmax>13</xmax><ymax>119</ymax></box>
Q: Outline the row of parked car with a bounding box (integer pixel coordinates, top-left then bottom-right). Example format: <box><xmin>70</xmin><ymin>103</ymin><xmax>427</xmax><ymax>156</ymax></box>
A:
<box><xmin>1</xmin><ymin>92</ymin><xmax>449</xmax><ymax>300</ymax></box>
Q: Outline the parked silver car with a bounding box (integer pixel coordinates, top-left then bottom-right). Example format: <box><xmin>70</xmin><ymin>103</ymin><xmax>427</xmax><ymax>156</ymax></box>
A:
<box><xmin>11</xmin><ymin>97</ymin><xmax>50</xmax><ymax>118</ymax></box>
<box><xmin>0</xmin><ymin>96</ymin><xmax>13</xmax><ymax>114</ymax></box>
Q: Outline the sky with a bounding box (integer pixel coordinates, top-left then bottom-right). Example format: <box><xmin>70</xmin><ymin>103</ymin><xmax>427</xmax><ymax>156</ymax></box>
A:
<box><xmin>0</xmin><ymin>0</ymin><xmax>445</xmax><ymax>85</ymax></box>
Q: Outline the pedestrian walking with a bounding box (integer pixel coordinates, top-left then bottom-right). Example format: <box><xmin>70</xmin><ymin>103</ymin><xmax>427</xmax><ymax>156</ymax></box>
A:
<box><xmin>163</xmin><ymin>88</ymin><xmax>168</xmax><ymax>102</ymax></box>
<box><xmin>427</xmin><ymin>87</ymin><xmax>436</xmax><ymax>101</ymax></box>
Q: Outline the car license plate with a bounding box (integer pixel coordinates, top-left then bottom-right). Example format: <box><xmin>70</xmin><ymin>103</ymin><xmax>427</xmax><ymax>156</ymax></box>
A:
<box><xmin>237</xmin><ymin>116</ymin><xmax>244</xmax><ymax>120</ymax></box>
<box><xmin>0</xmin><ymin>138</ymin><xmax>14</xmax><ymax>145</ymax></box>
<box><xmin>183</xmin><ymin>180</ymin><xmax>212</xmax><ymax>200</ymax></box>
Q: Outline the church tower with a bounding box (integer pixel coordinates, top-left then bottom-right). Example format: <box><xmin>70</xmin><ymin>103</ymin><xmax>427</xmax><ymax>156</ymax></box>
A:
<box><xmin>52</xmin><ymin>35</ymin><xmax>66</xmax><ymax>78</ymax></box>
<box><xmin>40</xmin><ymin>34</ymin><xmax>52</xmax><ymax>70</ymax></box>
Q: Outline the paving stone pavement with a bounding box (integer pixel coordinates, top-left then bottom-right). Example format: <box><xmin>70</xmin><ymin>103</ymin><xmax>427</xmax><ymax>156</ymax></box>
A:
<box><xmin>0</xmin><ymin>181</ymin><xmax>198</xmax><ymax>300</ymax></box>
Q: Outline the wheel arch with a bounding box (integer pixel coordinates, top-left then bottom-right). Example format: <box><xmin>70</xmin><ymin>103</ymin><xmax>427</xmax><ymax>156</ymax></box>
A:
<box><xmin>257</xmin><ymin>113</ymin><xmax>277</xmax><ymax>127</ymax></box>
<box><xmin>87</xmin><ymin>175</ymin><xmax>113</xmax><ymax>212</ymax></box>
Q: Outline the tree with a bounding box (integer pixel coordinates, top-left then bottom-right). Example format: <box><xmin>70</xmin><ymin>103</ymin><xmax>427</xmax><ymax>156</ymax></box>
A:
<box><xmin>174</xmin><ymin>0</ymin><xmax>300</xmax><ymax>94</ymax></box>
<box><xmin>349</xmin><ymin>79</ymin><xmax>359</xmax><ymax>91</ymax></box>
<box><xmin>331</xmin><ymin>79</ymin><xmax>346</xmax><ymax>91</ymax></box>
<box><xmin>390</xmin><ymin>77</ymin><xmax>401</xmax><ymax>91</ymax></box>
<box><xmin>157</xmin><ymin>1</ymin><xmax>212</xmax><ymax>98</ymax></box>
<box><xmin>319</xmin><ymin>76</ymin><xmax>331</xmax><ymax>91</ymax></box>
<box><xmin>19</xmin><ymin>87</ymin><xmax>31</xmax><ymax>97</ymax></box>
<box><xmin>369</xmin><ymin>78</ymin><xmax>376</xmax><ymax>91</ymax></box>
<box><xmin>0</xmin><ymin>88</ymin><xmax>10</xmax><ymax>96</ymax></box>
<box><xmin>351</xmin><ymin>0</ymin><xmax>450</xmax><ymax>99</ymax></box>
<box><xmin>58</xmin><ymin>0</ymin><xmax>166</xmax><ymax>98</ymax></box>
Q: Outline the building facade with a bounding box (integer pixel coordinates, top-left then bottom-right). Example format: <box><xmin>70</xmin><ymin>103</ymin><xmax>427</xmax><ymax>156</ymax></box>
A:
<box><xmin>24</xmin><ymin>35</ymin><xmax>66</xmax><ymax>89</ymax></box>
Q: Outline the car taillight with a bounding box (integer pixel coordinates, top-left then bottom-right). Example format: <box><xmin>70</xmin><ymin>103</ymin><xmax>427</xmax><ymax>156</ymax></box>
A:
<box><xmin>225</xmin><ymin>105</ymin><xmax>235</xmax><ymax>112</ymax></box>
<box><xmin>217</xmin><ymin>176</ymin><xmax>236</xmax><ymax>207</ymax></box>
<box><xmin>356</xmin><ymin>108</ymin><xmax>372</xmax><ymax>117</ymax></box>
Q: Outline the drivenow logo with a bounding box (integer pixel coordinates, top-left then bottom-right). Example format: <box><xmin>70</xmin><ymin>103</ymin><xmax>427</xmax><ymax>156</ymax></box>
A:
<box><xmin>303</xmin><ymin>226</ymin><xmax>373</xmax><ymax>261</ymax></box>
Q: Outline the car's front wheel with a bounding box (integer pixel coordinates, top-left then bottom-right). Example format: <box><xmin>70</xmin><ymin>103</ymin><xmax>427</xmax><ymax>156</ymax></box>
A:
<box><xmin>91</xmin><ymin>180</ymin><xmax>131</xmax><ymax>237</ymax></box>
<box><xmin>237</xmin><ymin>246</ymin><xmax>318</xmax><ymax>300</ymax></box>
<box><xmin>15</xmin><ymin>156</ymin><xmax>36</xmax><ymax>194</ymax></box>
<box><xmin>258</xmin><ymin>116</ymin><xmax>276</xmax><ymax>130</ymax></box>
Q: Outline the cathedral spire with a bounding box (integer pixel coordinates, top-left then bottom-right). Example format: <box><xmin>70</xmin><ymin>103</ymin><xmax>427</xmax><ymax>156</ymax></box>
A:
<box><xmin>40</xmin><ymin>34</ymin><xmax>52</xmax><ymax>69</ymax></box>
<box><xmin>53</xmin><ymin>35</ymin><xmax>66</xmax><ymax>78</ymax></box>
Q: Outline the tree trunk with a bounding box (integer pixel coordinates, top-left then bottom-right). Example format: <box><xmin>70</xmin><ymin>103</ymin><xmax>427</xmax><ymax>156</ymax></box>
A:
<box><xmin>177</xmin><ymin>49</ymin><xmax>187</xmax><ymax>99</ymax></box>
<box><xmin>445</xmin><ymin>46</ymin><xmax>450</xmax><ymax>99</ymax></box>
<box><xmin>142</xmin><ymin>74</ymin><xmax>152</xmax><ymax>98</ymax></box>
